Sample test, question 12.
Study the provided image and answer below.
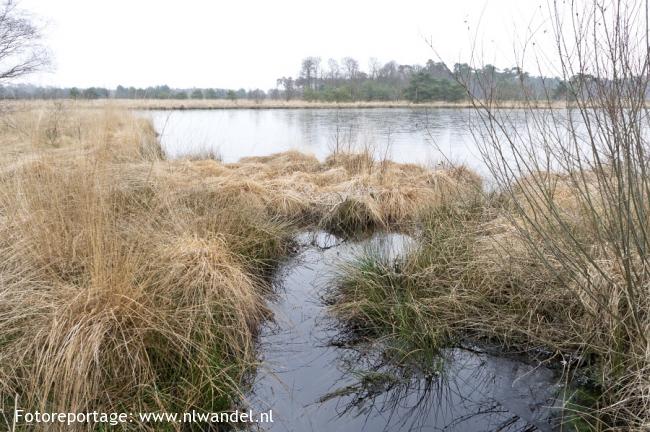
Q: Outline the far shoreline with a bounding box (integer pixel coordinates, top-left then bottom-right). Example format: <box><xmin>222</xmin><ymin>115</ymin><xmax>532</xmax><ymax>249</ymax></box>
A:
<box><xmin>0</xmin><ymin>98</ymin><xmax>571</xmax><ymax>111</ymax></box>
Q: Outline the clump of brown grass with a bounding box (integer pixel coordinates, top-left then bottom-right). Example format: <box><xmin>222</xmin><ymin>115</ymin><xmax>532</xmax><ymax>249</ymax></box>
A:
<box><xmin>0</xmin><ymin>212</ymin><xmax>263</xmax><ymax>418</ymax></box>
<box><xmin>321</xmin><ymin>196</ymin><xmax>385</xmax><ymax>237</ymax></box>
<box><xmin>324</xmin><ymin>151</ymin><xmax>375</xmax><ymax>174</ymax></box>
<box><xmin>240</xmin><ymin>150</ymin><xmax>321</xmax><ymax>174</ymax></box>
<box><xmin>0</xmin><ymin>102</ymin><xmax>162</xmax><ymax>162</ymax></box>
<box><xmin>332</xmin><ymin>167</ymin><xmax>650</xmax><ymax>429</ymax></box>
<box><xmin>0</xmin><ymin>106</ymin><xmax>294</xmax><ymax>430</ymax></box>
<box><xmin>163</xmin><ymin>150</ymin><xmax>482</xmax><ymax>235</ymax></box>
<box><xmin>0</xmin><ymin>104</ymin><xmax>483</xmax><ymax>430</ymax></box>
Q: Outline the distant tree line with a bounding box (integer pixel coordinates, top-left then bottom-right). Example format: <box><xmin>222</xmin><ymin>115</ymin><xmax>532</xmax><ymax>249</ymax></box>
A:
<box><xmin>277</xmin><ymin>58</ymin><xmax>571</xmax><ymax>102</ymax></box>
<box><xmin>0</xmin><ymin>84</ymin><xmax>269</xmax><ymax>101</ymax></box>
<box><xmin>1</xmin><ymin>57</ymin><xmax>616</xmax><ymax>102</ymax></box>
<box><xmin>276</xmin><ymin>58</ymin><xmax>463</xmax><ymax>102</ymax></box>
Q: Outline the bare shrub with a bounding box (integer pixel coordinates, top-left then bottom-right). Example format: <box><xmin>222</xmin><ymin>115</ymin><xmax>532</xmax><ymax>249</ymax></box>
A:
<box><xmin>458</xmin><ymin>0</ymin><xmax>650</xmax><ymax>428</ymax></box>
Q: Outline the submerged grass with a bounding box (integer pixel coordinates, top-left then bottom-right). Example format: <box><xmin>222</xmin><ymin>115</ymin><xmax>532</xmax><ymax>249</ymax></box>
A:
<box><xmin>333</xmin><ymin>247</ymin><xmax>449</xmax><ymax>366</ymax></box>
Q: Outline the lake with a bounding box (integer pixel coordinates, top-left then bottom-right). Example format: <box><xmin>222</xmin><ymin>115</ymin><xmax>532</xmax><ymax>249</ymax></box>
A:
<box><xmin>144</xmin><ymin>108</ymin><xmax>488</xmax><ymax>174</ymax></box>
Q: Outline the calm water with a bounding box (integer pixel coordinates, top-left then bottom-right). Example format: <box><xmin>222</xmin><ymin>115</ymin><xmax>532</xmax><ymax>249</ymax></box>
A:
<box><xmin>249</xmin><ymin>231</ymin><xmax>566</xmax><ymax>432</ymax></box>
<box><xmin>144</xmin><ymin>109</ymin><xmax>571</xmax><ymax>429</ymax></box>
<box><xmin>144</xmin><ymin>108</ymin><xmax>488</xmax><ymax>174</ymax></box>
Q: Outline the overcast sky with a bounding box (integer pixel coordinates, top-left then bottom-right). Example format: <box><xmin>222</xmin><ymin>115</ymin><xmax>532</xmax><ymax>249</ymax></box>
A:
<box><xmin>20</xmin><ymin>0</ymin><xmax>556</xmax><ymax>89</ymax></box>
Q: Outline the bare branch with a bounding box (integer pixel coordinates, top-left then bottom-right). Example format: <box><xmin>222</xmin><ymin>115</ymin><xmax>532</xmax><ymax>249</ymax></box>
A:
<box><xmin>0</xmin><ymin>1</ymin><xmax>48</xmax><ymax>83</ymax></box>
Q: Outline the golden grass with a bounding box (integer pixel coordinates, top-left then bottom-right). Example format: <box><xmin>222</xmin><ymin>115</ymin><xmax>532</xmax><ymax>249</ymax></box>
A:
<box><xmin>172</xmin><ymin>147</ymin><xmax>481</xmax><ymax>234</ymax></box>
<box><xmin>0</xmin><ymin>102</ymin><xmax>161</xmax><ymax>161</ymax></box>
<box><xmin>7</xmin><ymin>102</ymin><xmax>646</xmax><ymax>430</ymax></box>
<box><xmin>0</xmin><ymin>105</ymin><xmax>477</xmax><ymax>430</ymax></box>
<box><xmin>0</xmin><ymin>129</ymin><xmax>275</xmax><ymax>429</ymax></box>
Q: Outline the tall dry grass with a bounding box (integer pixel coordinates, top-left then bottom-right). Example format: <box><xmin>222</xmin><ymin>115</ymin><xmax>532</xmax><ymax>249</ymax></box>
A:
<box><xmin>332</xmin><ymin>151</ymin><xmax>650</xmax><ymax>430</ymax></box>
<box><xmin>0</xmin><ymin>106</ymin><xmax>291</xmax><ymax>430</ymax></box>
<box><xmin>0</xmin><ymin>103</ymin><xmax>476</xmax><ymax>430</ymax></box>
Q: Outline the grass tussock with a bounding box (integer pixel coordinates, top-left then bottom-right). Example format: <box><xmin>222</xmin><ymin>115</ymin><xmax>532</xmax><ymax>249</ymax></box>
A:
<box><xmin>322</xmin><ymin>196</ymin><xmax>385</xmax><ymax>237</ymax></box>
<box><xmin>0</xmin><ymin>204</ymin><xmax>265</xmax><ymax>417</ymax></box>
<box><xmin>0</xmin><ymin>106</ymin><xmax>294</xmax><ymax>430</ymax></box>
<box><xmin>180</xmin><ymin>146</ymin><xmax>481</xmax><ymax>236</ymax></box>
<box><xmin>331</xmin><ymin>203</ymin><xmax>484</xmax><ymax>358</ymax></box>
<box><xmin>332</xmin><ymin>171</ymin><xmax>650</xmax><ymax>429</ymax></box>
<box><xmin>0</xmin><ymin>103</ymin><xmax>476</xmax><ymax>430</ymax></box>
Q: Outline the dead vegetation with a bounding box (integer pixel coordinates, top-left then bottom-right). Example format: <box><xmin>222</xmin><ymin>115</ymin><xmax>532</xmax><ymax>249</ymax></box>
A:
<box><xmin>333</xmin><ymin>0</ymin><xmax>650</xmax><ymax>428</ymax></box>
<box><xmin>0</xmin><ymin>105</ymin><xmax>477</xmax><ymax>430</ymax></box>
<box><xmin>333</xmin><ymin>170</ymin><xmax>650</xmax><ymax>430</ymax></box>
<box><xmin>3</xmin><ymin>98</ymin><xmax>645</xmax><ymax>432</ymax></box>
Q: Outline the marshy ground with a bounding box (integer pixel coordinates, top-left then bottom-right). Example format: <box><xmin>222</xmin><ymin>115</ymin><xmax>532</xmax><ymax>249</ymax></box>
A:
<box><xmin>0</xmin><ymin>103</ymin><xmax>646</xmax><ymax>431</ymax></box>
<box><xmin>251</xmin><ymin>230</ymin><xmax>568</xmax><ymax>432</ymax></box>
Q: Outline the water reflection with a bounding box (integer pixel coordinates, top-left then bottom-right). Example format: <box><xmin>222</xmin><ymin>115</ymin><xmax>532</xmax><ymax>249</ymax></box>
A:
<box><xmin>142</xmin><ymin>108</ymin><xmax>486</xmax><ymax>174</ymax></box>
<box><xmin>248</xmin><ymin>231</ymin><xmax>566</xmax><ymax>432</ymax></box>
<box><xmin>323</xmin><ymin>343</ymin><xmax>563</xmax><ymax>432</ymax></box>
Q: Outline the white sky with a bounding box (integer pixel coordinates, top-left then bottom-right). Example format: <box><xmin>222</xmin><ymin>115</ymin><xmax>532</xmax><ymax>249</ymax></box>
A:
<box><xmin>20</xmin><ymin>0</ymin><xmax>557</xmax><ymax>89</ymax></box>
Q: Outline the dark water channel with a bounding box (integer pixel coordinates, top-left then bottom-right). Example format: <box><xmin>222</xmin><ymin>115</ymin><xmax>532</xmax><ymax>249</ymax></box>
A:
<box><xmin>248</xmin><ymin>231</ymin><xmax>566</xmax><ymax>432</ymax></box>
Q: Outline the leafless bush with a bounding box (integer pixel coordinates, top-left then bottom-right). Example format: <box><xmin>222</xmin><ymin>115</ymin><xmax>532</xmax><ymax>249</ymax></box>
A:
<box><xmin>0</xmin><ymin>1</ymin><xmax>49</xmax><ymax>83</ymax></box>
<box><xmin>455</xmin><ymin>0</ymin><xmax>650</xmax><ymax>428</ymax></box>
